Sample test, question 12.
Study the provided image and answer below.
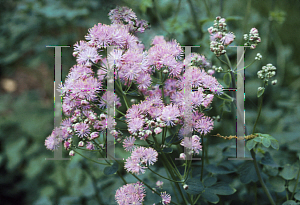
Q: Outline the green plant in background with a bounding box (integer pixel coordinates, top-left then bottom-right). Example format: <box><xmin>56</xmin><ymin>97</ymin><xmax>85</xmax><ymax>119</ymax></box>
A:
<box><xmin>1</xmin><ymin>0</ymin><xmax>300</xmax><ymax>205</ymax></box>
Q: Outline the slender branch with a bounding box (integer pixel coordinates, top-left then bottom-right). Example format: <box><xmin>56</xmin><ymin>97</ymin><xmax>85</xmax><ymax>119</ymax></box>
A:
<box><xmin>148</xmin><ymin>167</ymin><xmax>183</xmax><ymax>183</ymax></box>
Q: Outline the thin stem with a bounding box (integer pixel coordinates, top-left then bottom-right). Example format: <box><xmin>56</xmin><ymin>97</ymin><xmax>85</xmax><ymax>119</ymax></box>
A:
<box><xmin>252</xmin><ymin>88</ymin><xmax>264</xmax><ymax>134</ymax></box>
<box><xmin>236</xmin><ymin>59</ymin><xmax>256</xmax><ymax>72</ymax></box>
<box><xmin>148</xmin><ymin>167</ymin><xmax>183</xmax><ymax>183</ymax></box>
<box><xmin>71</xmin><ymin>149</ymin><xmax>109</xmax><ymax>165</ymax></box>
<box><xmin>201</xmin><ymin>135</ymin><xmax>204</xmax><ymax>181</ymax></box>
<box><xmin>187</xmin><ymin>0</ymin><xmax>203</xmax><ymax>38</ymax></box>
<box><xmin>117</xmin><ymin>171</ymin><xmax>127</xmax><ymax>185</ymax></box>
<box><xmin>291</xmin><ymin>167</ymin><xmax>300</xmax><ymax>200</ymax></box>
<box><xmin>216</xmin><ymin>56</ymin><xmax>230</xmax><ymax>70</ymax></box>
<box><xmin>130</xmin><ymin>172</ymin><xmax>180</xmax><ymax>205</ymax></box>
<box><xmin>202</xmin><ymin>0</ymin><xmax>212</xmax><ymax>18</ymax></box>
<box><xmin>250</xmin><ymin>149</ymin><xmax>275</xmax><ymax>205</ymax></box>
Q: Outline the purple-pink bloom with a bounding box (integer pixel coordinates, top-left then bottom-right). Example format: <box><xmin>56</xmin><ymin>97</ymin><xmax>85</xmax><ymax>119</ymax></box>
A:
<box><xmin>221</xmin><ymin>32</ymin><xmax>235</xmax><ymax>45</ymax></box>
<box><xmin>123</xmin><ymin>136</ymin><xmax>136</xmax><ymax>152</ymax></box>
<box><xmin>161</xmin><ymin>192</ymin><xmax>171</xmax><ymax>205</ymax></box>
<box><xmin>161</xmin><ymin>104</ymin><xmax>180</xmax><ymax>127</ymax></box>
<box><xmin>128</xmin><ymin>118</ymin><xmax>145</xmax><ymax>134</ymax></box>
<box><xmin>115</xmin><ymin>182</ymin><xmax>146</xmax><ymax>205</ymax></box>
<box><xmin>74</xmin><ymin>122</ymin><xmax>91</xmax><ymax>138</ymax></box>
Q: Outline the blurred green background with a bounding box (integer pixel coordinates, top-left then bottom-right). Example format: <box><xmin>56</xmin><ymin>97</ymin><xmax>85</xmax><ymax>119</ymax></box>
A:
<box><xmin>0</xmin><ymin>0</ymin><xmax>300</xmax><ymax>204</ymax></box>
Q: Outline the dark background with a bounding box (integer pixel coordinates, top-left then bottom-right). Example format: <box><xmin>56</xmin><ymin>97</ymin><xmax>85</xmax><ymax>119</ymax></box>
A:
<box><xmin>1</xmin><ymin>0</ymin><xmax>300</xmax><ymax>204</ymax></box>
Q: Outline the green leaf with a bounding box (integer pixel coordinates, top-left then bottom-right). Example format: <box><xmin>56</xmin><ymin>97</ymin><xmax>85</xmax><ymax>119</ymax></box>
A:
<box><xmin>260</xmin><ymin>152</ymin><xmax>279</xmax><ymax>167</ymax></box>
<box><xmin>254</xmin><ymin>137</ymin><xmax>262</xmax><ymax>143</ymax></box>
<box><xmin>238</xmin><ymin>161</ymin><xmax>258</xmax><ymax>184</ymax></box>
<box><xmin>288</xmin><ymin>180</ymin><xmax>300</xmax><ymax>192</ymax></box>
<box><xmin>165</xmin><ymin>135</ymin><xmax>181</xmax><ymax>145</ymax></box>
<box><xmin>126</xmin><ymin>91</ymin><xmax>141</xmax><ymax>96</ymax></box>
<box><xmin>223</xmin><ymin>101</ymin><xmax>231</xmax><ymax>112</ymax></box>
<box><xmin>294</xmin><ymin>192</ymin><xmax>300</xmax><ymax>200</ymax></box>
<box><xmin>280</xmin><ymin>164</ymin><xmax>299</xmax><ymax>180</ymax></box>
<box><xmin>262</xmin><ymin>138</ymin><xmax>271</xmax><ymax>148</ymax></box>
<box><xmin>223</xmin><ymin>72</ymin><xmax>231</xmax><ymax>87</ymax></box>
<box><xmin>104</xmin><ymin>162</ymin><xmax>119</xmax><ymax>175</ymax></box>
<box><xmin>203</xmin><ymin>176</ymin><xmax>217</xmax><ymax>187</ymax></box>
<box><xmin>162</xmin><ymin>147</ymin><xmax>173</xmax><ymax>153</ymax></box>
<box><xmin>139</xmin><ymin>0</ymin><xmax>153</xmax><ymax>13</ymax></box>
<box><xmin>246</xmin><ymin>139</ymin><xmax>256</xmax><ymax>151</ymax></box>
<box><xmin>270</xmin><ymin>139</ymin><xmax>279</xmax><ymax>150</ymax></box>
<box><xmin>202</xmin><ymin>188</ymin><xmax>219</xmax><ymax>204</ymax></box>
<box><xmin>205</xmin><ymin>164</ymin><xmax>235</xmax><ymax>174</ymax></box>
<box><xmin>185</xmin><ymin>179</ymin><xmax>204</xmax><ymax>195</ymax></box>
<box><xmin>209</xmin><ymin>182</ymin><xmax>236</xmax><ymax>195</ymax></box>
<box><xmin>257</xmin><ymin>87</ymin><xmax>265</xmax><ymax>98</ymax></box>
<box><xmin>282</xmin><ymin>200</ymin><xmax>297</xmax><ymax>205</ymax></box>
<box><xmin>269</xmin><ymin>176</ymin><xmax>285</xmax><ymax>192</ymax></box>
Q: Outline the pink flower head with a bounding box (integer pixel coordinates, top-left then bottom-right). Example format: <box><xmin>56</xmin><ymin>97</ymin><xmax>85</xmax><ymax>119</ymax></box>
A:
<box><xmin>123</xmin><ymin>136</ymin><xmax>136</xmax><ymax>152</ymax></box>
<box><xmin>180</xmin><ymin>135</ymin><xmax>202</xmax><ymax>154</ymax></box>
<box><xmin>124</xmin><ymin>146</ymin><xmax>158</xmax><ymax>174</ymax></box>
<box><xmin>115</xmin><ymin>182</ymin><xmax>146</xmax><ymax>205</ymax></box>
<box><xmin>161</xmin><ymin>104</ymin><xmax>180</xmax><ymax>127</ymax></box>
<box><xmin>74</xmin><ymin>122</ymin><xmax>91</xmax><ymax>138</ymax></box>
<box><xmin>45</xmin><ymin>128</ymin><xmax>62</xmax><ymax>150</ymax></box>
<box><xmin>161</xmin><ymin>192</ymin><xmax>171</xmax><ymax>205</ymax></box>
<box><xmin>128</xmin><ymin>118</ymin><xmax>145</xmax><ymax>134</ymax></box>
<box><xmin>195</xmin><ymin>116</ymin><xmax>214</xmax><ymax>135</ymax></box>
<box><xmin>76</xmin><ymin>46</ymin><xmax>102</xmax><ymax>67</ymax></box>
<box><xmin>221</xmin><ymin>32</ymin><xmax>235</xmax><ymax>45</ymax></box>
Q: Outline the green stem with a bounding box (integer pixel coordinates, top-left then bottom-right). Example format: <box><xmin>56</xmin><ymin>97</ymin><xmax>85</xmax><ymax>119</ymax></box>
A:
<box><xmin>291</xmin><ymin>167</ymin><xmax>300</xmax><ymax>200</ymax></box>
<box><xmin>130</xmin><ymin>172</ymin><xmax>180</xmax><ymax>205</ymax></box>
<box><xmin>148</xmin><ymin>167</ymin><xmax>183</xmax><ymax>183</ymax></box>
<box><xmin>252</xmin><ymin>88</ymin><xmax>264</xmax><ymax>134</ymax></box>
<box><xmin>71</xmin><ymin>149</ymin><xmax>109</xmax><ymax>165</ymax></box>
<box><xmin>201</xmin><ymin>135</ymin><xmax>204</xmax><ymax>181</ymax></box>
<box><xmin>217</xmin><ymin>56</ymin><xmax>230</xmax><ymax>70</ymax></box>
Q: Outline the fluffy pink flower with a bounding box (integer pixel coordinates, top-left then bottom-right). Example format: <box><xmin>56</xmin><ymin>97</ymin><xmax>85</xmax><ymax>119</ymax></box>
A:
<box><xmin>115</xmin><ymin>182</ymin><xmax>146</xmax><ymax>205</ymax></box>
<box><xmin>180</xmin><ymin>135</ymin><xmax>202</xmax><ymax>154</ymax></box>
<box><xmin>86</xmin><ymin>142</ymin><xmax>95</xmax><ymax>150</ymax></box>
<box><xmin>123</xmin><ymin>136</ymin><xmax>136</xmax><ymax>152</ymax></box>
<box><xmin>98</xmin><ymin>91</ymin><xmax>122</xmax><ymax>109</ymax></box>
<box><xmin>74</xmin><ymin>122</ymin><xmax>91</xmax><ymax>138</ymax></box>
<box><xmin>45</xmin><ymin>127</ymin><xmax>63</xmax><ymax>150</ymax></box>
<box><xmin>161</xmin><ymin>104</ymin><xmax>180</xmax><ymax>127</ymax></box>
<box><xmin>76</xmin><ymin>46</ymin><xmax>102</xmax><ymax>67</ymax></box>
<box><xmin>128</xmin><ymin>118</ymin><xmax>145</xmax><ymax>134</ymax></box>
<box><xmin>161</xmin><ymin>192</ymin><xmax>171</xmax><ymax>205</ymax></box>
<box><xmin>124</xmin><ymin>146</ymin><xmax>158</xmax><ymax>174</ymax></box>
<box><xmin>221</xmin><ymin>32</ymin><xmax>235</xmax><ymax>45</ymax></box>
<box><xmin>195</xmin><ymin>116</ymin><xmax>214</xmax><ymax>135</ymax></box>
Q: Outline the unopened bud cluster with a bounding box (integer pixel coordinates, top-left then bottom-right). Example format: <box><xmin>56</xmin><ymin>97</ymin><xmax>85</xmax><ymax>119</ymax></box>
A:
<box><xmin>244</xmin><ymin>28</ymin><xmax>261</xmax><ymax>49</ymax></box>
<box><xmin>131</xmin><ymin>117</ymin><xmax>167</xmax><ymax>140</ymax></box>
<box><xmin>208</xmin><ymin>16</ymin><xmax>236</xmax><ymax>57</ymax></box>
<box><xmin>212</xmin><ymin>65</ymin><xmax>223</xmax><ymax>72</ymax></box>
<box><xmin>257</xmin><ymin>64</ymin><xmax>277</xmax><ymax>84</ymax></box>
<box><xmin>184</xmin><ymin>53</ymin><xmax>210</xmax><ymax>68</ymax></box>
<box><xmin>255</xmin><ymin>53</ymin><xmax>262</xmax><ymax>61</ymax></box>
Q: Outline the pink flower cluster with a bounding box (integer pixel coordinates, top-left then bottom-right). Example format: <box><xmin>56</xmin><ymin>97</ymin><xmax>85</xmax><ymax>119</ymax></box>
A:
<box><xmin>208</xmin><ymin>16</ymin><xmax>236</xmax><ymax>56</ymax></box>
<box><xmin>108</xmin><ymin>6</ymin><xmax>150</xmax><ymax>33</ymax></box>
<box><xmin>124</xmin><ymin>146</ymin><xmax>158</xmax><ymax>175</ymax></box>
<box><xmin>115</xmin><ymin>182</ymin><xmax>146</xmax><ymax>205</ymax></box>
<box><xmin>244</xmin><ymin>27</ymin><xmax>261</xmax><ymax>49</ymax></box>
<box><xmin>180</xmin><ymin>135</ymin><xmax>202</xmax><ymax>155</ymax></box>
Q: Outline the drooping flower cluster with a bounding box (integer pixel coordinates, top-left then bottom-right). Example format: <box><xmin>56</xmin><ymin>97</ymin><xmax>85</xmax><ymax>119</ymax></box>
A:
<box><xmin>208</xmin><ymin>16</ymin><xmax>236</xmax><ymax>56</ymax></box>
<box><xmin>108</xmin><ymin>6</ymin><xmax>150</xmax><ymax>34</ymax></box>
<box><xmin>115</xmin><ymin>182</ymin><xmax>146</xmax><ymax>205</ymax></box>
<box><xmin>124</xmin><ymin>146</ymin><xmax>158</xmax><ymax>175</ymax></box>
<box><xmin>244</xmin><ymin>28</ymin><xmax>261</xmax><ymax>49</ymax></box>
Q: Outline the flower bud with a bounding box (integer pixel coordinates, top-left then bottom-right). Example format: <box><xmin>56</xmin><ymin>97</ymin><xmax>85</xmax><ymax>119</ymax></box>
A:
<box><xmin>183</xmin><ymin>184</ymin><xmax>189</xmax><ymax>190</ymax></box>
<box><xmin>179</xmin><ymin>153</ymin><xmax>186</xmax><ymax>160</ymax></box>
<box><xmin>90</xmin><ymin>132</ymin><xmax>99</xmax><ymax>139</ymax></box>
<box><xmin>100</xmin><ymin>113</ymin><xmax>106</xmax><ymax>120</ymax></box>
<box><xmin>154</xmin><ymin>127</ymin><xmax>162</xmax><ymax>135</ymax></box>
<box><xmin>81</xmin><ymin>100</ymin><xmax>88</xmax><ymax>105</ymax></box>
<box><xmin>272</xmin><ymin>79</ymin><xmax>277</xmax><ymax>85</ymax></box>
<box><xmin>69</xmin><ymin>150</ymin><xmax>75</xmax><ymax>156</ymax></box>
<box><xmin>163</xmin><ymin>69</ymin><xmax>168</xmax><ymax>74</ymax></box>
<box><xmin>78</xmin><ymin>141</ymin><xmax>84</xmax><ymax>147</ymax></box>
<box><xmin>64</xmin><ymin>141</ymin><xmax>71</xmax><ymax>150</ymax></box>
